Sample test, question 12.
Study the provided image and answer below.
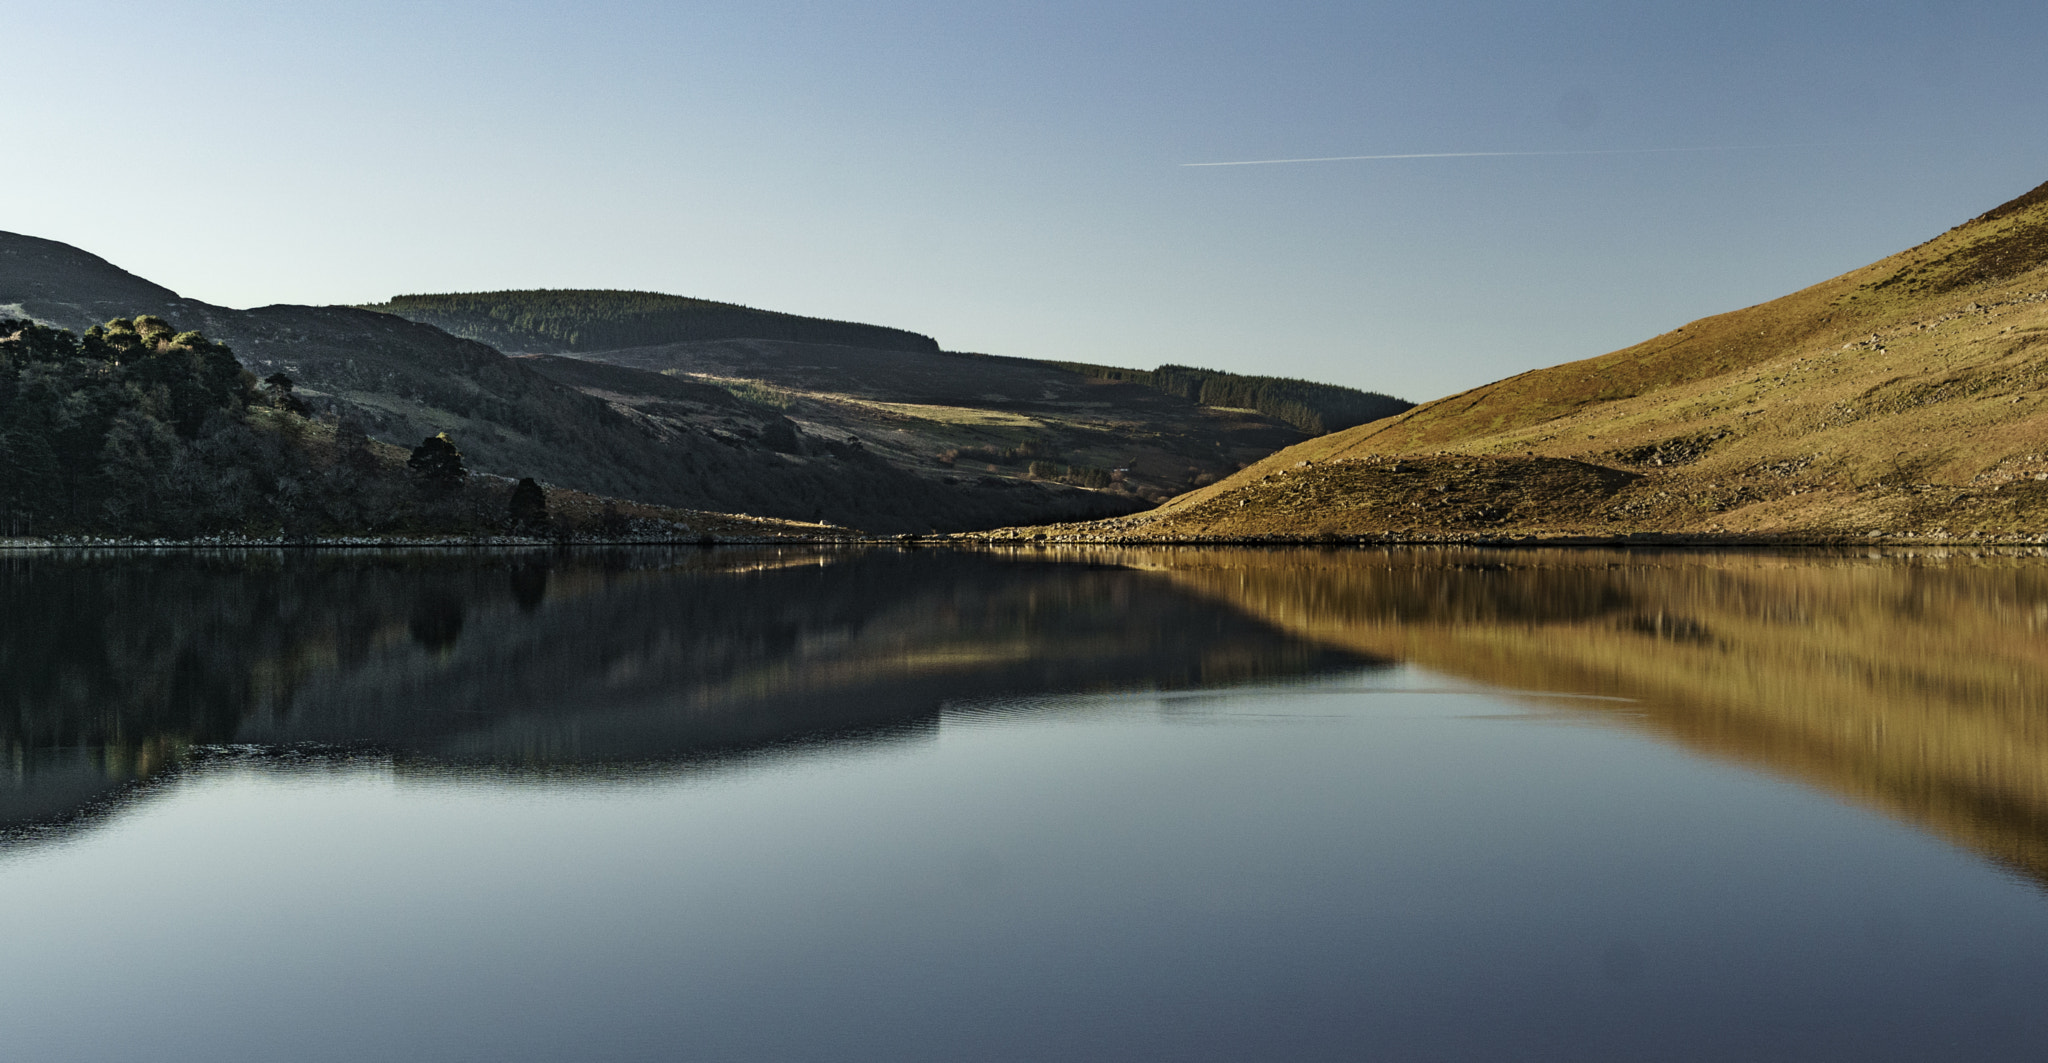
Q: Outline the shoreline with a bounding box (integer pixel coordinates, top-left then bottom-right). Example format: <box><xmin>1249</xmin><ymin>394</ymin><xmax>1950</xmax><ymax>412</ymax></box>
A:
<box><xmin>8</xmin><ymin>529</ymin><xmax>2048</xmax><ymax>551</ymax></box>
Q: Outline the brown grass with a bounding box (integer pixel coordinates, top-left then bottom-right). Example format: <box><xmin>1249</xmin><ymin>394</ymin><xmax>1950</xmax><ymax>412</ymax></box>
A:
<box><xmin>1029</xmin><ymin>179</ymin><xmax>2048</xmax><ymax>543</ymax></box>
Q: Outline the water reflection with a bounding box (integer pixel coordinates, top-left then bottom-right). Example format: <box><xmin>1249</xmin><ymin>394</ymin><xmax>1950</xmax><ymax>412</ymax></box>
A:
<box><xmin>10</xmin><ymin>544</ymin><xmax>2048</xmax><ymax>1062</ymax></box>
<box><xmin>0</xmin><ymin>547</ymin><xmax>1375</xmax><ymax>842</ymax></box>
<box><xmin>1077</xmin><ymin>545</ymin><xmax>2048</xmax><ymax>890</ymax></box>
<box><xmin>12</xmin><ymin>543</ymin><xmax>2048</xmax><ymax>890</ymax></box>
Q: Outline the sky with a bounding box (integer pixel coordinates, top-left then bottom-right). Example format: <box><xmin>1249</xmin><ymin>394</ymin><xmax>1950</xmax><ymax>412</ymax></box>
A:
<box><xmin>5</xmin><ymin>0</ymin><xmax>2047</xmax><ymax>403</ymax></box>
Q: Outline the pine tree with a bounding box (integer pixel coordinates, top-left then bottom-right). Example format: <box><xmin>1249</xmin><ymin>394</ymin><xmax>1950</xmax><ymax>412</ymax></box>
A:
<box><xmin>407</xmin><ymin>432</ymin><xmax>467</xmax><ymax>491</ymax></box>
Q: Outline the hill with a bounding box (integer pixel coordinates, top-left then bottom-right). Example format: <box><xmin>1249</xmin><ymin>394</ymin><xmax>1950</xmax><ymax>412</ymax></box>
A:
<box><xmin>1044</xmin><ymin>178</ymin><xmax>2048</xmax><ymax>543</ymax></box>
<box><xmin>0</xmin><ymin>312</ymin><xmax>858</xmax><ymax>541</ymax></box>
<box><xmin>367</xmin><ymin>290</ymin><xmax>1408</xmax><ymax>437</ymax></box>
<box><xmin>510</xmin><ymin>338</ymin><xmax>1317</xmax><ymax>506</ymax></box>
<box><xmin>3</xmin><ymin>233</ymin><xmax>1417</xmax><ymax>532</ymax></box>
<box><xmin>362</xmin><ymin>289</ymin><xmax>943</xmax><ymax>355</ymax></box>
<box><xmin>1040</xmin><ymin>360</ymin><xmax>1411</xmax><ymax>435</ymax></box>
<box><xmin>365</xmin><ymin>289</ymin><xmax>1412</xmax><ymax>502</ymax></box>
<box><xmin>0</xmin><ymin>234</ymin><xmax>1228</xmax><ymax>532</ymax></box>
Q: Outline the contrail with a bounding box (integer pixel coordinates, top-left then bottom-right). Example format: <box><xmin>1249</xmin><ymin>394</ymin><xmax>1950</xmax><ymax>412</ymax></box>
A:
<box><xmin>1181</xmin><ymin>145</ymin><xmax>1765</xmax><ymax>167</ymax></box>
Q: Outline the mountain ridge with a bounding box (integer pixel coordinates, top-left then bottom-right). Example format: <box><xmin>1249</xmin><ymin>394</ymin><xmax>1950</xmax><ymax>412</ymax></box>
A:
<box><xmin>363</xmin><ymin>289</ymin><xmax>944</xmax><ymax>356</ymax></box>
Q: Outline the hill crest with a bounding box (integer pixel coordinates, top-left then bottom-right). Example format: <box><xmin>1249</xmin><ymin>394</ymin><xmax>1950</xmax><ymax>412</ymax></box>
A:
<box><xmin>363</xmin><ymin>288</ymin><xmax>943</xmax><ymax>355</ymax></box>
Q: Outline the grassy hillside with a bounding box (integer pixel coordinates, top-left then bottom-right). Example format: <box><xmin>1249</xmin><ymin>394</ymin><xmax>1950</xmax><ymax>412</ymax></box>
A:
<box><xmin>529</xmin><ymin>338</ymin><xmax>1316</xmax><ymax>505</ymax></box>
<box><xmin>369</xmin><ymin>289</ymin><xmax>1413</xmax><ymax>499</ymax></box>
<box><xmin>1040</xmin><ymin>360</ymin><xmax>1410</xmax><ymax>434</ymax></box>
<box><xmin>366</xmin><ymin>290</ymin><xmax>1410</xmax><ymax>438</ymax></box>
<box><xmin>362</xmin><ymin>289</ymin><xmax>942</xmax><ymax>355</ymax></box>
<box><xmin>1049</xmin><ymin>177</ymin><xmax>2048</xmax><ymax>542</ymax></box>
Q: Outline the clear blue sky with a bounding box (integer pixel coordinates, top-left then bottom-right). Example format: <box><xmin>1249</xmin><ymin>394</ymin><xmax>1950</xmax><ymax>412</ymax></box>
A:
<box><xmin>6</xmin><ymin>0</ymin><xmax>2045</xmax><ymax>402</ymax></box>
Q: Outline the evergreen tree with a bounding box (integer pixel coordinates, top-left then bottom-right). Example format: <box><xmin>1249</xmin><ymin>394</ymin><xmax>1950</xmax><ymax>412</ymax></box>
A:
<box><xmin>407</xmin><ymin>432</ymin><xmax>467</xmax><ymax>491</ymax></box>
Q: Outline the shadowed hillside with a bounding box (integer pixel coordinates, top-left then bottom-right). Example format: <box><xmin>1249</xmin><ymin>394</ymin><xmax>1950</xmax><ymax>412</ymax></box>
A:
<box><xmin>1053</xmin><ymin>178</ymin><xmax>2048</xmax><ymax>543</ymax></box>
<box><xmin>0</xmin><ymin>234</ymin><xmax>1145</xmax><ymax>532</ymax></box>
<box><xmin>1042</xmin><ymin>360</ymin><xmax>1411</xmax><ymax>435</ymax></box>
<box><xmin>520</xmin><ymin>338</ymin><xmax>1316</xmax><ymax>504</ymax></box>
<box><xmin>363</xmin><ymin>289</ymin><xmax>943</xmax><ymax>355</ymax></box>
<box><xmin>1</xmin><ymin>233</ymin><xmax>1417</xmax><ymax>532</ymax></box>
<box><xmin>367</xmin><ymin>289</ymin><xmax>1411</xmax><ymax>503</ymax></box>
<box><xmin>369</xmin><ymin>290</ymin><xmax>1409</xmax><ymax>437</ymax></box>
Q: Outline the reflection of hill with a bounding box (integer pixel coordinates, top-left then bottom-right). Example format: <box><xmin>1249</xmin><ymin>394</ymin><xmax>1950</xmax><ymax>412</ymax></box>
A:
<box><xmin>1082</xmin><ymin>546</ymin><xmax>2048</xmax><ymax>889</ymax></box>
<box><xmin>0</xmin><ymin>548</ymin><xmax>1374</xmax><ymax>842</ymax></box>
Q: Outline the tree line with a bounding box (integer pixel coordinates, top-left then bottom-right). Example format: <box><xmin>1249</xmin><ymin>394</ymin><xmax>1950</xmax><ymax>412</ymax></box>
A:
<box><xmin>1049</xmin><ymin>361</ymin><xmax>1411</xmax><ymax>435</ymax></box>
<box><xmin>0</xmin><ymin>315</ymin><xmax>553</xmax><ymax>539</ymax></box>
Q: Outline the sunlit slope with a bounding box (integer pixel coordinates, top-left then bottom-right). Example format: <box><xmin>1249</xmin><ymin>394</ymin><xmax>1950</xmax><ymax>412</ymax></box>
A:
<box><xmin>1100</xmin><ymin>179</ymin><xmax>2048</xmax><ymax>541</ymax></box>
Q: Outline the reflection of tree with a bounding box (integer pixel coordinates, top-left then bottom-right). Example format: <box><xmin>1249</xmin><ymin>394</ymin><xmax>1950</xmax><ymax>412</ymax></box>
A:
<box><xmin>2</xmin><ymin>563</ymin><xmax>247</xmax><ymax>754</ymax></box>
<box><xmin>509</xmin><ymin>563</ymin><xmax>548</xmax><ymax>612</ymax></box>
<box><xmin>407</xmin><ymin>592</ymin><xmax>466</xmax><ymax>652</ymax></box>
<box><xmin>1</xmin><ymin>548</ymin><xmax>1375</xmax><ymax>837</ymax></box>
<box><xmin>0</xmin><ymin>551</ymin><xmax>545</xmax><ymax>793</ymax></box>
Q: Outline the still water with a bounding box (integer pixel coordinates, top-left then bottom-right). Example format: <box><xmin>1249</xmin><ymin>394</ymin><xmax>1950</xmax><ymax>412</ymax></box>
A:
<box><xmin>4</xmin><ymin>546</ymin><xmax>2048</xmax><ymax>1061</ymax></box>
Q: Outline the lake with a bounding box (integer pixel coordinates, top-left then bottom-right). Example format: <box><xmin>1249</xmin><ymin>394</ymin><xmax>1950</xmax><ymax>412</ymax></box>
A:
<box><xmin>4</xmin><ymin>545</ymin><xmax>2047</xmax><ymax>1061</ymax></box>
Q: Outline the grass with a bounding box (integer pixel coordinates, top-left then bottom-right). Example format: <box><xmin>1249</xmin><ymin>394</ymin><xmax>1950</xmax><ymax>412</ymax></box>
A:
<box><xmin>843</xmin><ymin>399</ymin><xmax>1045</xmax><ymax>428</ymax></box>
<box><xmin>702</xmin><ymin>377</ymin><xmax>799</xmax><ymax>411</ymax></box>
<box><xmin>1047</xmin><ymin>178</ymin><xmax>2048</xmax><ymax>543</ymax></box>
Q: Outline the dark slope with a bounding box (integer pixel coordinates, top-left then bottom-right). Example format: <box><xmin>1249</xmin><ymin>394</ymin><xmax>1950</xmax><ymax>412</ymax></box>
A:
<box><xmin>524</xmin><ymin>338</ymin><xmax>1313</xmax><ymax>502</ymax></box>
<box><xmin>363</xmin><ymin>289</ymin><xmax>942</xmax><ymax>355</ymax></box>
<box><xmin>226</xmin><ymin>314</ymin><xmax>1135</xmax><ymax>530</ymax></box>
<box><xmin>0</xmin><ymin>237</ymin><xmax>696</xmax><ymax>511</ymax></box>
<box><xmin>514</xmin><ymin>354</ymin><xmax>1144</xmax><ymax>531</ymax></box>
<box><xmin>583</xmin><ymin>337</ymin><xmax>1079</xmax><ymax>403</ymax></box>
<box><xmin>0</xmin><ymin>232</ymin><xmax>195</xmax><ymax>325</ymax></box>
<box><xmin>368</xmin><ymin>290</ymin><xmax>1412</xmax><ymax>481</ymax></box>
<box><xmin>0</xmin><ymin>232</ymin><xmax>1138</xmax><ymax>531</ymax></box>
